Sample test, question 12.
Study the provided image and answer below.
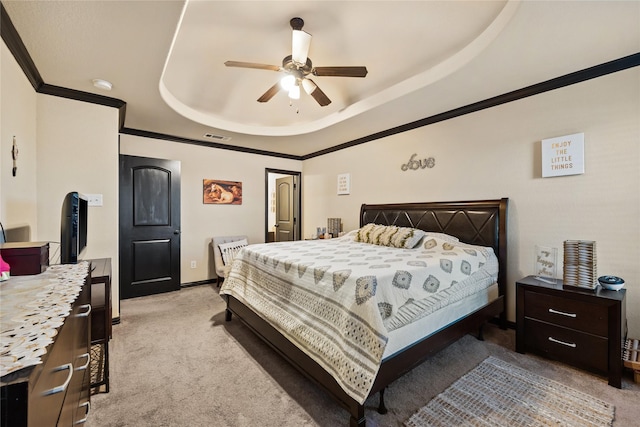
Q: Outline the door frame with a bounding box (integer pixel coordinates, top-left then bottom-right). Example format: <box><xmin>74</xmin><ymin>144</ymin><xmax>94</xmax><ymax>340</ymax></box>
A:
<box><xmin>265</xmin><ymin>168</ymin><xmax>301</xmax><ymax>242</ymax></box>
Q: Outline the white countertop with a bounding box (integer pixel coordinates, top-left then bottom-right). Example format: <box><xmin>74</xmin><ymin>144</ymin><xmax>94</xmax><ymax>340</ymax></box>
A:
<box><xmin>0</xmin><ymin>262</ymin><xmax>89</xmax><ymax>378</ymax></box>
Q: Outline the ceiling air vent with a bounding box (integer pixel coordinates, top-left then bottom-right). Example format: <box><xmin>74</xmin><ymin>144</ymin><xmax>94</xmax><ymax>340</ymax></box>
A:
<box><xmin>203</xmin><ymin>133</ymin><xmax>231</xmax><ymax>142</ymax></box>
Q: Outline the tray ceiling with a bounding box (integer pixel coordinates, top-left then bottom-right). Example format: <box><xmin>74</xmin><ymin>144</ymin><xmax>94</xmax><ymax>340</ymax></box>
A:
<box><xmin>2</xmin><ymin>1</ymin><xmax>639</xmax><ymax>157</ymax></box>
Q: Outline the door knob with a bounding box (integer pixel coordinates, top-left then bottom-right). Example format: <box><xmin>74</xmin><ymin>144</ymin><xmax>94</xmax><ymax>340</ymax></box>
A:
<box><xmin>174</xmin><ymin>230</ymin><xmax>181</xmax><ymax>234</ymax></box>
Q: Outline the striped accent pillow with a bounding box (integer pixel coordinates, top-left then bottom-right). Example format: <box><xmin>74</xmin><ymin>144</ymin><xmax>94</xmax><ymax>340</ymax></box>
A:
<box><xmin>355</xmin><ymin>224</ymin><xmax>425</xmax><ymax>249</ymax></box>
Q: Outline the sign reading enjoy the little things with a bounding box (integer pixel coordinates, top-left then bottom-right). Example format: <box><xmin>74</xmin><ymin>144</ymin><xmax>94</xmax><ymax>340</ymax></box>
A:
<box><xmin>541</xmin><ymin>133</ymin><xmax>585</xmax><ymax>178</ymax></box>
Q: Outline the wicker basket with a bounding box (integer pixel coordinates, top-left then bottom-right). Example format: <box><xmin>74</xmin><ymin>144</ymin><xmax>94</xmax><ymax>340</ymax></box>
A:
<box><xmin>623</xmin><ymin>338</ymin><xmax>640</xmax><ymax>383</ymax></box>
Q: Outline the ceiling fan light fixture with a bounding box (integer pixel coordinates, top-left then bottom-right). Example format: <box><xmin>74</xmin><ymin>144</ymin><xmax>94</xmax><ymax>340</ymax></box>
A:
<box><xmin>288</xmin><ymin>83</ymin><xmax>301</xmax><ymax>100</ymax></box>
<box><xmin>226</xmin><ymin>16</ymin><xmax>365</xmax><ymax>108</ymax></box>
<box><xmin>280</xmin><ymin>74</ymin><xmax>296</xmax><ymax>91</ymax></box>
<box><xmin>301</xmin><ymin>78</ymin><xmax>316</xmax><ymax>95</ymax></box>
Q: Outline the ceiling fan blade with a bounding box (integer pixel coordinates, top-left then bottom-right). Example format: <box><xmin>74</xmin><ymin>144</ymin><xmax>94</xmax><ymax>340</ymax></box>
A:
<box><xmin>292</xmin><ymin>29</ymin><xmax>312</xmax><ymax>65</ymax></box>
<box><xmin>224</xmin><ymin>61</ymin><xmax>281</xmax><ymax>72</ymax></box>
<box><xmin>302</xmin><ymin>79</ymin><xmax>331</xmax><ymax>106</ymax></box>
<box><xmin>257</xmin><ymin>82</ymin><xmax>282</xmax><ymax>103</ymax></box>
<box><xmin>313</xmin><ymin>66</ymin><xmax>368</xmax><ymax>78</ymax></box>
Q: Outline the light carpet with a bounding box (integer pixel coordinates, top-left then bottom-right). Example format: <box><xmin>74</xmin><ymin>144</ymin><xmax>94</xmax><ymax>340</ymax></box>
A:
<box><xmin>405</xmin><ymin>356</ymin><xmax>615</xmax><ymax>427</ymax></box>
<box><xmin>87</xmin><ymin>285</ymin><xmax>639</xmax><ymax>426</ymax></box>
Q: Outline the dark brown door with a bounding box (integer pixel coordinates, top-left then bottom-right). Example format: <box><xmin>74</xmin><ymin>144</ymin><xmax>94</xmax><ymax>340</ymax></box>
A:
<box><xmin>119</xmin><ymin>155</ymin><xmax>181</xmax><ymax>299</ymax></box>
<box><xmin>275</xmin><ymin>175</ymin><xmax>297</xmax><ymax>241</ymax></box>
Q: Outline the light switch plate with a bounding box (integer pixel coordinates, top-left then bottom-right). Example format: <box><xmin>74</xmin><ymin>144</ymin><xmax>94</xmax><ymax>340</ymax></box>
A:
<box><xmin>86</xmin><ymin>194</ymin><xmax>103</xmax><ymax>206</ymax></box>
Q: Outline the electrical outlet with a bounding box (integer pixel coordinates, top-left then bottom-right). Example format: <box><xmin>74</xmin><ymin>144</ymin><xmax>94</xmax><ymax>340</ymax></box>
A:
<box><xmin>86</xmin><ymin>194</ymin><xmax>103</xmax><ymax>206</ymax></box>
<box><xmin>190</xmin><ymin>260</ymin><xmax>197</xmax><ymax>269</ymax></box>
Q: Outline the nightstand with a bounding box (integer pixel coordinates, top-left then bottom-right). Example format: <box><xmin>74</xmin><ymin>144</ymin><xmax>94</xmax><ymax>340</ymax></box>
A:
<box><xmin>516</xmin><ymin>275</ymin><xmax>627</xmax><ymax>388</ymax></box>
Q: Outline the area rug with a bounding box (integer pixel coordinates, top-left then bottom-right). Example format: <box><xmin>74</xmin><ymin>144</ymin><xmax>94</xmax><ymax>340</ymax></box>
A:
<box><xmin>405</xmin><ymin>356</ymin><xmax>615</xmax><ymax>427</ymax></box>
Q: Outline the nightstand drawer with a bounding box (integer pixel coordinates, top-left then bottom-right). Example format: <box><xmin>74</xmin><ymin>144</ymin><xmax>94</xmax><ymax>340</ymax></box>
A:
<box><xmin>524</xmin><ymin>318</ymin><xmax>608</xmax><ymax>373</ymax></box>
<box><xmin>524</xmin><ymin>290</ymin><xmax>608</xmax><ymax>336</ymax></box>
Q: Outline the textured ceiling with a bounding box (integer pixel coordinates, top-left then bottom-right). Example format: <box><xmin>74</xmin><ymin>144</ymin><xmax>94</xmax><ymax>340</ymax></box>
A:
<box><xmin>3</xmin><ymin>1</ymin><xmax>639</xmax><ymax>157</ymax></box>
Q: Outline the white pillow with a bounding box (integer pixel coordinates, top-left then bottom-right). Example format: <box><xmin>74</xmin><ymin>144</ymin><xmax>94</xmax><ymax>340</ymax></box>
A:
<box><xmin>425</xmin><ymin>232</ymin><xmax>460</xmax><ymax>243</ymax></box>
<box><xmin>218</xmin><ymin>239</ymin><xmax>248</xmax><ymax>265</ymax></box>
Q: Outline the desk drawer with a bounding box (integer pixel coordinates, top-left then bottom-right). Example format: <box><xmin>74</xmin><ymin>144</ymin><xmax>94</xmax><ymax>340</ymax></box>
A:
<box><xmin>524</xmin><ymin>290</ymin><xmax>608</xmax><ymax>336</ymax></box>
<box><xmin>525</xmin><ymin>318</ymin><xmax>608</xmax><ymax>373</ymax></box>
<box><xmin>30</xmin><ymin>281</ymin><xmax>90</xmax><ymax>427</ymax></box>
<box><xmin>29</xmin><ymin>319</ymin><xmax>75</xmax><ymax>427</ymax></box>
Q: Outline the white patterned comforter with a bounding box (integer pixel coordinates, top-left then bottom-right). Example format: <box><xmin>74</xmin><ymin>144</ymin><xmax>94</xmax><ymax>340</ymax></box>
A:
<box><xmin>219</xmin><ymin>232</ymin><xmax>498</xmax><ymax>404</ymax></box>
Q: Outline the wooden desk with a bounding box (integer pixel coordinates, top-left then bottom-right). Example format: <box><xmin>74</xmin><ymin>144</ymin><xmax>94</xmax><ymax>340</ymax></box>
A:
<box><xmin>89</xmin><ymin>258</ymin><xmax>112</xmax><ymax>393</ymax></box>
<box><xmin>0</xmin><ymin>242</ymin><xmax>49</xmax><ymax>275</ymax></box>
<box><xmin>1</xmin><ymin>264</ymin><xmax>91</xmax><ymax>426</ymax></box>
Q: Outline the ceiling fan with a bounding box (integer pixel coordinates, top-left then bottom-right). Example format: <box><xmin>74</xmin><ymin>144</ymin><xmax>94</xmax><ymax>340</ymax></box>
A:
<box><xmin>224</xmin><ymin>17</ymin><xmax>368</xmax><ymax>107</ymax></box>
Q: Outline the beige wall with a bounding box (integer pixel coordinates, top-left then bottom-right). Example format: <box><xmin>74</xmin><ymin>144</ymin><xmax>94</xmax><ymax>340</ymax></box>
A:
<box><xmin>1</xmin><ymin>40</ymin><xmax>120</xmax><ymax>315</ymax></box>
<box><xmin>302</xmin><ymin>68</ymin><xmax>640</xmax><ymax>335</ymax></box>
<box><xmin>35</xmin><ymin>94</ymin><xmax>120</xmax><ymax>311</ymax></box>
<box><xmin>119</xmin><ymin>134</ymin><xmax>301</xmax><ymax>284</ymax></box>
<box><xmin>1</xmin><ymin>42</ymin><xmax>38</xmax><ymax>237</ymax></box>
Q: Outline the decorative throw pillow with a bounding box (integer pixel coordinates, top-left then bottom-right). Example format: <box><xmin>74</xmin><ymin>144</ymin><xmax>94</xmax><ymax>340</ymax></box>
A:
<box><xmin>218</xmin><ymin>239</ymin><xmax>248</xmax><ymax>265</ymax></box>
<box><xmin>390</xmin><ymin>227</ymin><xmax>425</xmax><ymax>249</ymax></box>
<box><xmin>355</xmin><ymin>224</ymin><xmax>425</xmax><ymax>249</ymax></box>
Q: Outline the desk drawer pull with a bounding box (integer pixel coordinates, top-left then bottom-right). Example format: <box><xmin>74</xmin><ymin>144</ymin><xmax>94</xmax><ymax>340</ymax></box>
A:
<box><xmin>42</xmin><ymin>363</ymin><xmax>73</xmax><ymax>396</ymax></box>
<box><xmin>548</xmin><ymin>308</ymin><xmax>576</xmax><ymax>318</ymax></box>
<box><xmin>549</xmin><ymin>336</ymin><xmax>577</xmax><ymax>348</ymax></box>
<box><xmin>75</xmin><ymin>401</ymin><xmax>91</xmax><ymax>424</ymax></box>
<box><xmin>76</xmin><ymin>352</ymin><xmax>90</xmax><ymax>371</ymax></box>
<box><xmin>77</xmin><ymin>304</ymin><xmax>92</xmax><ymax>317</ymax></box>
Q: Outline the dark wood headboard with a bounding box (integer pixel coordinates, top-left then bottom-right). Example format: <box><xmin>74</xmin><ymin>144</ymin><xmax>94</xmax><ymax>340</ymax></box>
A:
<box><xmin>360</xmin><ymin>198</ymin><xmax>509</xmax><ymax>296</ymax></box>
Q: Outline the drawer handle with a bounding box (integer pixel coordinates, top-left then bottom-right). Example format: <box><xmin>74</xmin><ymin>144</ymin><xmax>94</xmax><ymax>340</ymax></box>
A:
<box><xmin>548</xmin><ymin>336</ymin><xmax>577</xmax><ymax>348</ymax></box>
<box><xmin>76</xmin><ymin>352</ymin><xmax>91</xmax><ymax>371</ymax></box>
<box><xmin>75</xmin><ymin>401</ymin><xmax>91</xmax><ymax>424</ymax></box>
<box><xmin>77</xmin><ymin>303</ymin><xmax>92</xmax><ymax>317</ymax></box>
<box><xmin>548</xmin><ymin>308</ymin><xmax>576</xmax><ymax>318</ymax></box>
<box><xmin>42</xmin><ymin>363</ymin><xmax>73</xmax><ymax>396</ymax></box>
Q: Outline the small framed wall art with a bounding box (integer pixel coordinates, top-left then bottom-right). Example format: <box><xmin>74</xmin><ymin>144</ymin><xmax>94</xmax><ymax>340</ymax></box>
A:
<box><xmin>337</xmin><ymin>173</ymin><xmax>350</xmax><ymax>195</ymax></box>
<box><xmin>541</xmin><ymin>132</ymin><xmax>585</xmax><ymax>178</ymax></box>
<box><xmin>203</xmin><ymin>179</ymin><xmax>242</xmax><ymax>204</ymax></box>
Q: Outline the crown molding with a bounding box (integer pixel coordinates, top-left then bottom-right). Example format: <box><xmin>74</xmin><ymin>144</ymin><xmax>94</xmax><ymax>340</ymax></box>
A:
<box><xmin>1</xmin><ymin>3</ymin><xmax>127</xmax><ymax>129</ymax></box>
<box><xmin>1</xmin><ymin>2</ymin><xmax>42</xmax><ymax>90</ymax></box>
<box><xmin>302</xmin><ymin>52</ymin><xmax>640</xmax><ymax>160</ymax></box>
<box><xmin>119</xmin><ymin>128</ymin><xmax>302</xmax><ymax>161</ymax></box>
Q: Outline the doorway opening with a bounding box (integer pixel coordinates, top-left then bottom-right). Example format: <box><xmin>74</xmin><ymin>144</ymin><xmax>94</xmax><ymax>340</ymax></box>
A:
<box><xmin>265</xmin><ymin>169</ymin><xmax>301</xmax><ymax>242</ymax></box>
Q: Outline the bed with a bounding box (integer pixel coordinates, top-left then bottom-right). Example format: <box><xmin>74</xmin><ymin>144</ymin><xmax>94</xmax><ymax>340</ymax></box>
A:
<box><xmin>220</xmin><ymin>198</ymin><xmax>508</xmax><ymax>426</ymax></box>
